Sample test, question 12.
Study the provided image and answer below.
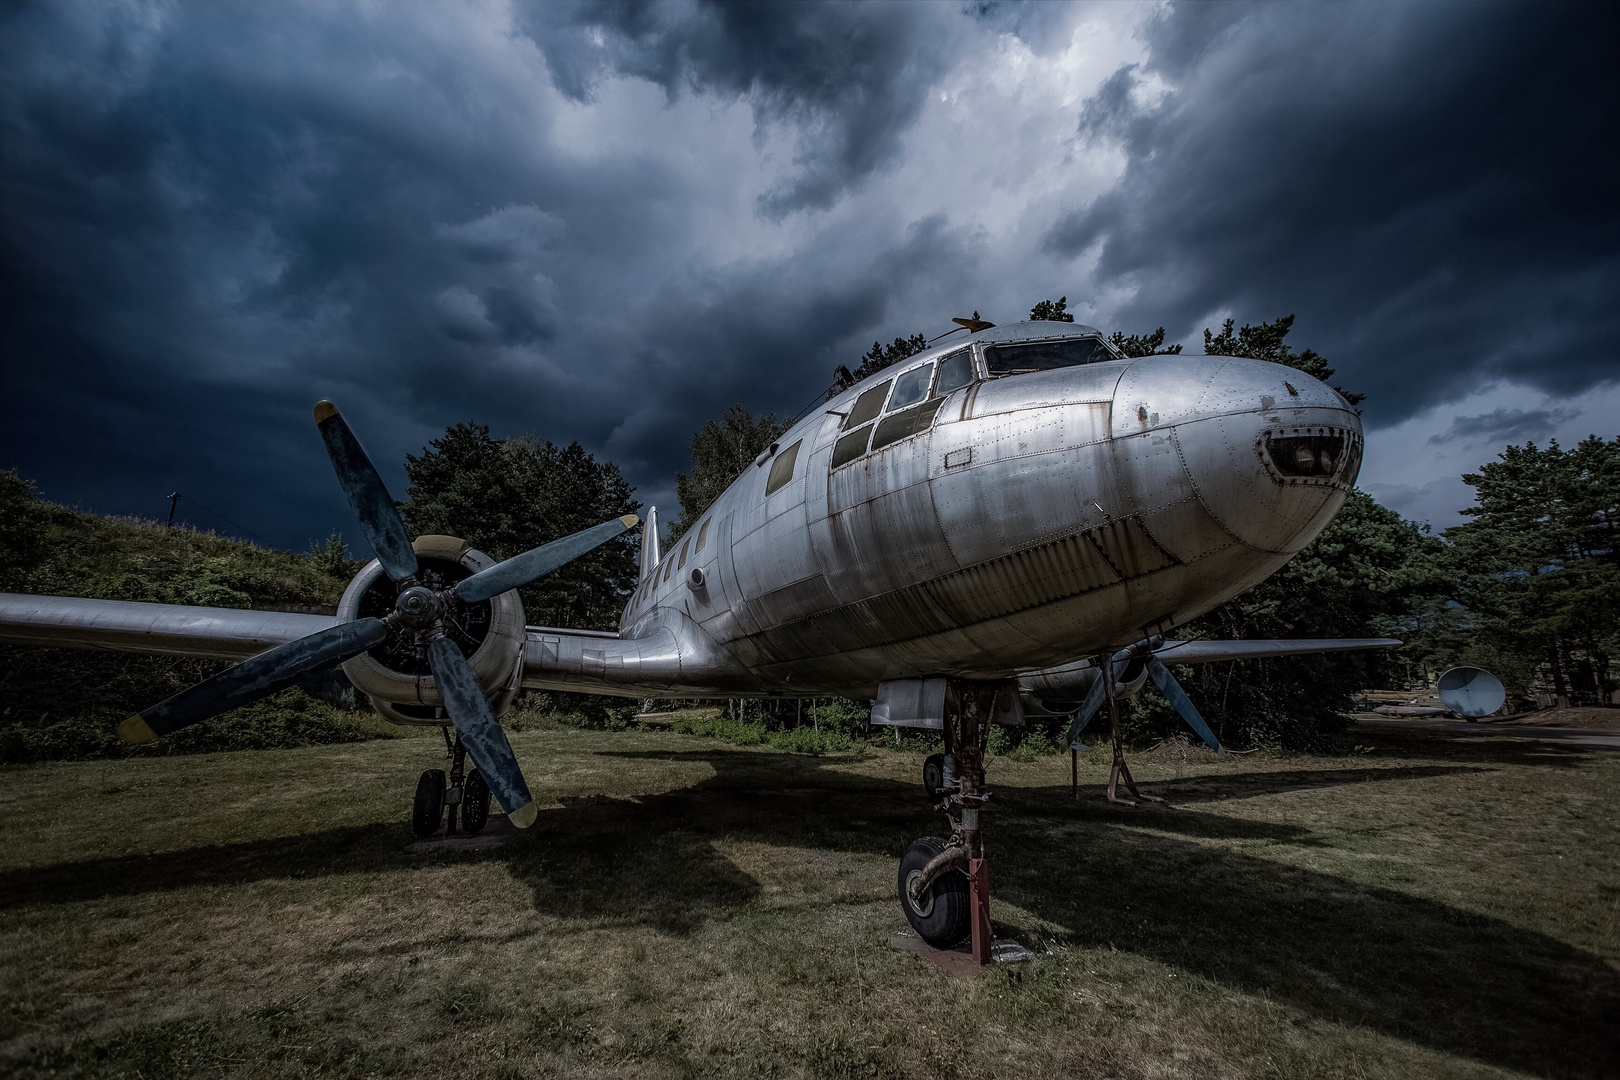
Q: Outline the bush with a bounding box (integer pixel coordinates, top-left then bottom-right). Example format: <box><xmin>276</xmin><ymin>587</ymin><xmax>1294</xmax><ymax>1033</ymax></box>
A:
<box><xmin>767</xmin><ymin>726</ymin><xmax>856</xmax><ymax>756</ymax></box>
<box><xmin>671</xmin><ymin>712</ymin><xmax>767</xmax><ymax>745</ymax></box>
<box><xmin>519</xmin><ymin>691</ymin><xmax>639</xmax><ymax>730</ymax></box>
<box><xmin>0</xmin><ymin>688</ymin><xmax>390</xmax><ymax>764</ymax></box>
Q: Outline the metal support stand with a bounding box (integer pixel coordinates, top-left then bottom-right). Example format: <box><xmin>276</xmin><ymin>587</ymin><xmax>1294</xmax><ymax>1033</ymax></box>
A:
<box><xmin>1071</xmin><ymin>747</ymin><xmax>1078</xmax><ymax>799</ymax></box>
<box><xmin>942</xmin><ymin>679</ymin><xmax>998</xmax><ymax>965</ymax></box>
<box><xmin>1103</xmin><ymin>659</ymin><xmax>1161</xmax><ymax>807</ymax></box>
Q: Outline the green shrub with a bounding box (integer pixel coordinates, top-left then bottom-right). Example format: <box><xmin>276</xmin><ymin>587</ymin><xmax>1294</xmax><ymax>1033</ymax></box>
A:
<box><xmin>519</xmin><ymin>691</ymin><xmax>639</xmax><ymax>730</ymax></box>
<box><xmin>0</xmin><ymin>689</ymin><xmax>392</xmax><ymax>764</ymax></box>
<box><xmin>767</xmin><ymin>726</ymin><xmax>855</xmax><ymax>756</ymax></box>
<box><xmin>671</xmin><ymin>712</ymin><xmax>767</xmax><ymax>746</ymax></box>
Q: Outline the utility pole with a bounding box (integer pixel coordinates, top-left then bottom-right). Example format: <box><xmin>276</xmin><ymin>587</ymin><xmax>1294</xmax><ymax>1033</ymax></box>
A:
<box><xmin>167</xmin><ymin>493</ymin><xmax>181</xmax><ymax>526</ymax></box>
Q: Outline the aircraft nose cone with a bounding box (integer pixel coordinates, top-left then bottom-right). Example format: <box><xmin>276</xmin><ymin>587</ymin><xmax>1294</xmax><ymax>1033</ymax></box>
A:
<box><xmin>1112</xmin><ymin>354</ymin><xmax>1361</xmax><ymax>556</ymax></box>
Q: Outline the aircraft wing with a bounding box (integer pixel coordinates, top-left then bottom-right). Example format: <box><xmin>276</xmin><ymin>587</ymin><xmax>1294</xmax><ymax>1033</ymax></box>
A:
<box><xmin>0</xmin><ymin>592</ymin><xmax>738</xmax><ymax>699</ymax></box>
<box><xmin>0</xmin><ymin>592</ymin><xmax>336</xmax><ymax>661</ymax></box>
<box><xmin>1150</xmin><ymin>638</ymin><xmax>1402</xmax><ymax>664</ymax></box>
<box><xmin>1021</xmin><ymin>636</ymin><xmax>1401</xmax><ymax>702</ymax></box>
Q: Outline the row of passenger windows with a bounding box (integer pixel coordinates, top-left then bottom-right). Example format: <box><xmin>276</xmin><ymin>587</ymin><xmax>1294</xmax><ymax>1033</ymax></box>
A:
<box><xmin>830</xmin><ymin>347</ymin><xmax>975</xmax><ymax>469</ymax></box>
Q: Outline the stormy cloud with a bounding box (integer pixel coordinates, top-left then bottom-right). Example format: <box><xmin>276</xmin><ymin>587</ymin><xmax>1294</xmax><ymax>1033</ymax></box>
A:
<box><xmin>1</xmin><ymin>1</ymin><xmax>1615</xmax><ymax>553</ymax></box>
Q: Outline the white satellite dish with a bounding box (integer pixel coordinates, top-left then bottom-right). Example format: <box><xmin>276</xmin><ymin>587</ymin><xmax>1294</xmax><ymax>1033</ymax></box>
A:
<box><xmin>1437</xmin><ymin>666</ymin><xmax>1506</xmax><ymax>720</ymax></box>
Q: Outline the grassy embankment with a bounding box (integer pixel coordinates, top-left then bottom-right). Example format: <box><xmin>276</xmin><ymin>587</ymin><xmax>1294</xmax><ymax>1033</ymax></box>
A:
<box><xmin>0</xmin><ymin>721</ymin><xmax>1614</xmax><ymax>1079</ymax></box>
<box><xmin>0</xmin><ymin>471</ymin><xmax>391</xmax><ymax>762</ymax></box>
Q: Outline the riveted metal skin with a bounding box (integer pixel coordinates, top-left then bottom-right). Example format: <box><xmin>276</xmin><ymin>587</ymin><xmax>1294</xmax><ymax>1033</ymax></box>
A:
<box><xmin>524</xmin><ymin>320</ymin><xmax>1364</xmax><ymax>700</ymax></box>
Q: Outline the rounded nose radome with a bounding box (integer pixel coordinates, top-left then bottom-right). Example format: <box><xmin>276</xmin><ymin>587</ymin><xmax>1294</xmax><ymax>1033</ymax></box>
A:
<box><xmin>1116</xmin><ymin>355</ymin><xmax>1361</xmax><ymax>556</ymax></box>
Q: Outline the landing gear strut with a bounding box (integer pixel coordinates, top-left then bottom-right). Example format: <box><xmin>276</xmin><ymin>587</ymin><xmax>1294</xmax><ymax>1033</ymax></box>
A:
<box><xmin>898</xmin><ymin>679</ymin><xmax>1003</xmax><ymax>963</ymax></box>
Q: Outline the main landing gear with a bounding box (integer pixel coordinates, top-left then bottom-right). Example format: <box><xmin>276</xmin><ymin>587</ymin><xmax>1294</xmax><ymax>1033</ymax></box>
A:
<box><xmin>898</xmin><ymin>679</ymin><xmax>1003</xmax><ymax>963</ymax></box>
<box><xmin>412</xmin><ymin>727</ymin><xmax>491</xmax><ymax>839</ymax></box>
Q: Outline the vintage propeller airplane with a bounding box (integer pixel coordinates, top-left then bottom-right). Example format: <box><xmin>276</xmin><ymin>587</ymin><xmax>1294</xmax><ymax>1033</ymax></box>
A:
<box><xmin>0</xmin><ymin>317</ymin><xmax>1392</xmax><ymax>963</ymax></box>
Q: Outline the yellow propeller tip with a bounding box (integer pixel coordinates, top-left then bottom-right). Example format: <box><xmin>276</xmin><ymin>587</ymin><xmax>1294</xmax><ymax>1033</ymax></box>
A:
<box><xmin>508</xmin><ymin>802</ymin><xmax>538</xmax><ymax>829</ymax></box>
<box><xmin>313</xmin><ymin>400</ymin><xmax>338</xmax><ymax>423</ymax></box>
<box><xmin>619</xmin><ymin>514</ymin><xmax>641</xmax><ymax>529</ymax></box>
<box><xmin>118</xmin><ymin>715</ymin><xmax>157</xmax><ymax>744</ymax></box>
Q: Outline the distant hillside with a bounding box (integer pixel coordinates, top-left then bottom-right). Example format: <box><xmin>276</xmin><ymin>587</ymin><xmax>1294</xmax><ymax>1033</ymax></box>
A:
<box><xmin>0</xmin><ymin>470</ymin><xmax>396</xmax><ymax>762</ymax></box>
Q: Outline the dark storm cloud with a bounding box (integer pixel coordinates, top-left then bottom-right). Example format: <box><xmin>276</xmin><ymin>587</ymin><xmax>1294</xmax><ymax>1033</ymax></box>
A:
<box><xmin>1048</xmin><ymin>2</ymin><xmax>1620</xmax><ymax>423</ymax></box>
<box><xmin>0</xmin><ymin>1</ymin><xmax>974</xmax><ymax>552</ymax></box>
<box><xmin>1427</xmin><ymin>406</ymin><xmax>1581</xmax><ymax>447</ymax></box>
<box><xmin>5</xmin><ymin>0</ymin><xmax>1615</xmax><ymax>557</ymax></box>
<box><xmin>521</xmin><ymin>0</ymin><xmax>950</xmax><ymax>216</ymax></box>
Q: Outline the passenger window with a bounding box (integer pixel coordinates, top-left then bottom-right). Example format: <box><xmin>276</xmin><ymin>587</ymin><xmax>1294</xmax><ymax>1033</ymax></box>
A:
<box><xmin>695</xmin><ymin>518</ymin><xmax>710</xmax><ymax>552</ymax></box>
<box><xmin>830</xmin><ymin>426</ymin><xmax>872</xmax><ymax>469</ymax></box>
<box><xmin>764</xmin><ymin>440</ymin><xmax>801</xmax><ymax>496</ymax></box>
<box><xmin>678</xmin><ymin>537</ymin><xmax>691</xmax><ymax>569</ymax></box>
<box><xmin>886</xmin><ymin>364</ymin><xmax>933</xmax><ymax>412</ymax></box>
<box><xmin>935</xmin><ymin>349</ymin><xmax>973</xmax><ymax>395</ymax></box>
<box><xmin>843</xmin><ymin>381</ymin><xmax>891</xmax><ymax>430</ymax></box>
<box><xmin>662</xmin><ymin>551</ymin><xmax>673</xmax><ymax>583</ymax></box>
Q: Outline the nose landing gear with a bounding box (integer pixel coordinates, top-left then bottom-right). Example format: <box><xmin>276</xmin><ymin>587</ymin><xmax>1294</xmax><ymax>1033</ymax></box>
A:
<box><xmin>898</xmin><ymin>679</ymin><xmax>1001</xmax><ymax>963</ymax></box>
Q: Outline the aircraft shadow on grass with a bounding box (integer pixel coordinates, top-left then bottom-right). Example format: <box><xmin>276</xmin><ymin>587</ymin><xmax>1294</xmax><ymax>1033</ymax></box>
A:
<box><xmin>3</xmin><ymin>742</ymin><xmax>1615</xmax><ymax>1078</ymax></box>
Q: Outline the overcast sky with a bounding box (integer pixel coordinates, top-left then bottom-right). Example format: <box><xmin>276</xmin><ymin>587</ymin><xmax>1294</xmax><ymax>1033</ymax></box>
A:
<box><xmin>3</xmin><ymin>1</ymin><xmax>1616</xmax><ymax>553</ymax></box>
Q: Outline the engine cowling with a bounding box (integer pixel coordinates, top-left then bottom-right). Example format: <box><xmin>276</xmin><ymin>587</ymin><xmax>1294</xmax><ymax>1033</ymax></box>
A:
<box><xmin>336</xmin><ymin>534</ymin><xmax>526</xmax><ymax>726</ymax></box>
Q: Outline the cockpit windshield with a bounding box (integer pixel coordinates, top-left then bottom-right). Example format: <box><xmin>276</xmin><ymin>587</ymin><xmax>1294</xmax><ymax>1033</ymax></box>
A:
<box><xmin>984</xmin><ymin>336</ymin><xmax>1114</xmax><ymax>375</ymax></box>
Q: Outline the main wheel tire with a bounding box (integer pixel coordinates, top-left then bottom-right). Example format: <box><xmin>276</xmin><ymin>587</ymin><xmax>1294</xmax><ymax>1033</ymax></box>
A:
<box><xmin>898</xmin><ymin>836</ymin><xmax>971</xmax><ymax>949</ymax></box>
<box><xmin>922</xmin><ymin>753</ymin><xmax>946</xmax><ymax>799</ymax></box>
<box><xmin>461</xmin><ymin>769</ymin><xmax>491</xmax><ymax>835</ymax></box>
<box><xmin>413</xmin><ymin>769</ymin><xmax>446</xmax><ymax>838</ymax></box>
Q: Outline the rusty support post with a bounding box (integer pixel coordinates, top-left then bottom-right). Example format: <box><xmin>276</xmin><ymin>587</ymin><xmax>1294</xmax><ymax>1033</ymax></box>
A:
<box><xmin>968</xmin><ymin>857</ymin><xmax>992</xmax><ymax>965</ymax></box>
<box><xmin>1071</xmin><ymin>746</ymin><xmax>1078</xmax><ymax>799</ymax></box>
<box><xmin>944</xmin><ymin>678</ymin><xmax>1000</xmax><ymax>964</ymax></box>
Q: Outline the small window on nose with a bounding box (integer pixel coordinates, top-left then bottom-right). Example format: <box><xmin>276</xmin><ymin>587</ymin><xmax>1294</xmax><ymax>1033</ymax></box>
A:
<box><xmin>1265</xmin><ymin>434</ymin><xmax>1348</xmax><ymax>478</ymax></box>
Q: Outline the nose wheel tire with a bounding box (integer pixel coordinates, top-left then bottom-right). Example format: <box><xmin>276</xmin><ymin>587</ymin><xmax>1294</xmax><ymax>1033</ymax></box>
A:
<box><xmin>413</xmin><ymin>769</ymin><xmax>446</xmax><ymax>838</ymax></box>
<box><xmin>898</xmin><ymin>836</ymin><xmax>971</xmax><ymax>948</ymax></box>
<box><xmin>922</xmin><ymin>753</ymin><xmax>946</xmax><ymax>799</ymax></box>
<box><xmin>461</xmin><ymin>769</ymin><xmax>491</xmax><ymax>835</ymax></box>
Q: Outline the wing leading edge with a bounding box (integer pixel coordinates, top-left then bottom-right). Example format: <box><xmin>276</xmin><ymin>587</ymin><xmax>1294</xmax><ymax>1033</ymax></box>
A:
<box><xmin>0</xmin><ymin>592</ymin><xmax>336</xmax><ymax>661</ymax></box>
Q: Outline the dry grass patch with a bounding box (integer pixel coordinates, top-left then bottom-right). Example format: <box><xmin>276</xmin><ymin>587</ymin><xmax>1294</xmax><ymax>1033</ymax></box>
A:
<box><xmin>0</xmin><ymin>724</ymin><xmax>1615</xmax><ymax>1078</ymax></box>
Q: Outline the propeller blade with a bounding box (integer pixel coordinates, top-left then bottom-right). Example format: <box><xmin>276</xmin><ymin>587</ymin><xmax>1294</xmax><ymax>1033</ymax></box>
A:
<box><xmin>1146</xmin><ymin>656</ymin><xmax>1221</xmax><ymax>751</ymax></box>
<box><xmin>314</xmin><ymin>401</ymin><xmax>419</xmax><ymax>582</ymax></box>
<box><xmin>427</xmin><ymin>636</ymin><xmax>536</xmax><ymax>828</ymax></box>
<box><xmin>119</xmin><ymin>618</ymin><xmax>388</xmax><ymax>744</ymax></box>
<box><xmin>453</xmin><ymin>514</ymin><xmax>640</xmax><ymax>605</ymax></box>
<box><xmin>1064</xmin><ymin>667</ymin><xmax>1110</xmax><ymax>749</ymax></box>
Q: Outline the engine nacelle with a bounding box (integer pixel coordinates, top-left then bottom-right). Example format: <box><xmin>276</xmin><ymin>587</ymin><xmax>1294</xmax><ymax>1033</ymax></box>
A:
<box><xmin>336</xmin><ymin>535</ymin><xmax>526</xmax><ymax>726</ymax></box>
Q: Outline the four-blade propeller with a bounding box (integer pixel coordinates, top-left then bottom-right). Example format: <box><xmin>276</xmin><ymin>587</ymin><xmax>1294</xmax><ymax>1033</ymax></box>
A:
<box><xmin>1065</xmin><ymin>643</ymin><xmax>1223</xmax><ymax>752</ymax></box>
<box><xmin>120</xmin><ymin>400</ymin><xmax>641</xmax><ymax>830</ymax></box>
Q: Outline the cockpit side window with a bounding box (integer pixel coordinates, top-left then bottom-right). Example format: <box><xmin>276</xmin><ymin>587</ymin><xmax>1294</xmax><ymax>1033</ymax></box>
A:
<box><xmin>934</xmin><ymin>349</ymin><xmax>974</xmax><ymax>395</ymax></box>
<box><xmin>984</xmin><ymin>336</ymin><xmax>1113</xmax><ymax>375</ymax></box>
<box><xmin>842</xmin><ymin>380</ymin><xmax>891</xmax><ymax>430</ymax></box>
<box><xmin>885</xmin><ymin>363</ymin><xmax>934</xmax><ymax>412</ymax></box>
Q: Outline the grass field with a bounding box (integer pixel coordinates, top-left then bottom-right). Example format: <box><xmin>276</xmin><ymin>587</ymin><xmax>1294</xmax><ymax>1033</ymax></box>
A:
<box><xmin>0</xmin><ymin>722</ymin><xmax>1615</xmax><ymax>1079</ymax></box>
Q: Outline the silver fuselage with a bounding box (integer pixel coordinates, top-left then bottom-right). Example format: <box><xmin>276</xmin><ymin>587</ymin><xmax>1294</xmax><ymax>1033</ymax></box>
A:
<box><xmin>604</xmin><ymin>322</ymin><xmax>1361</xmax><ymax>698</ymax></box>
